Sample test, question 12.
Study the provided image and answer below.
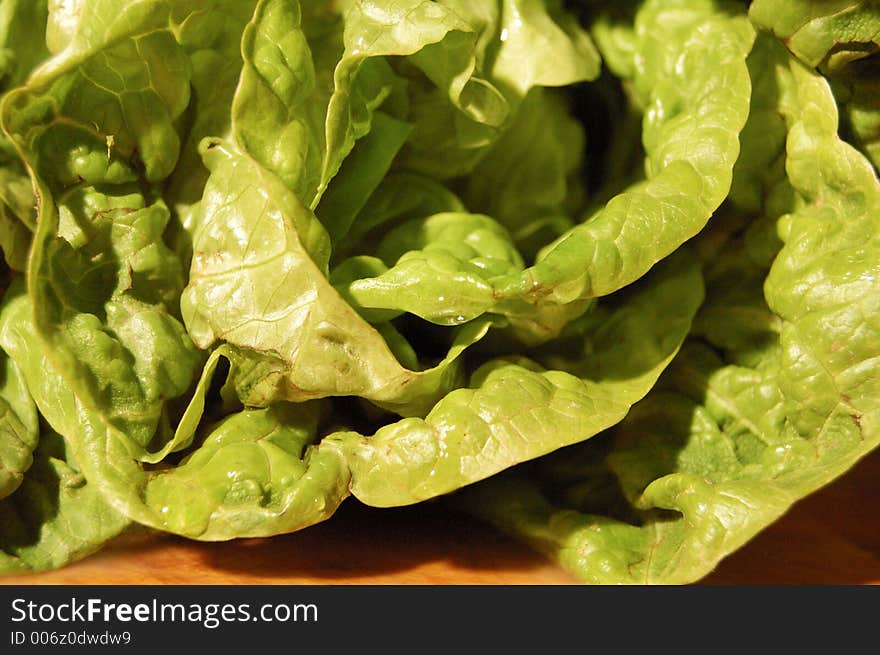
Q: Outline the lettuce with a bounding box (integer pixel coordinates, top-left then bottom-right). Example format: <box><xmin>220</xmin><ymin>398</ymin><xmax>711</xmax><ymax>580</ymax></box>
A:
<box><xmin>0</xmin><ymin>0</ymin><xmax>876</xmax><ymax>584</ymax></box>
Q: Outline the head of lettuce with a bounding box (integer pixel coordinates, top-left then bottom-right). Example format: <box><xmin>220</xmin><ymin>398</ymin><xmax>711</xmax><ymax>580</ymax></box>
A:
<box><xmin>0</xmin><ymin>0</ymin><xmax>876</xmax><ymax>584</ymax></box>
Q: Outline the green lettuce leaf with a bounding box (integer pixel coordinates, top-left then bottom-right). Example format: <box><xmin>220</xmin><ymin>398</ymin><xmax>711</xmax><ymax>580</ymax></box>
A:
<box><xmin>457</xmin><ymin>38</ymin><xmax>880</xmax><ymax>584</ymax></box>
<box><xmin>335</xmin><ymin>0</ymin><xmax>753</xmax><ymax>347</ymax></box>
<box><xmin>490</xmin><ymin>0</ymin><xmax>753</xmax><ymax>306</ymax></box>
<box><xmin>26</xmin><ymin>181</ymin><xmax>202</xmax><ymax>458</ymax></box>
<box><xmin>332</xmin><ymin>249</ymin><xmax>703</xmax><ymax>506</ymax></box>
<box><xmin>182</xmin><ymin>142</ymin><xmax>490</xmax><ymax>416</ymax></box>
<box><xmin>0</xmin><ymin>346</ymin><xmax>37</xmax><ymax>500</ymax></box>
<box><xmin>0</xmin><ymin>282</ymin><xmax>348</xmax><ymax>541</ymax></box>
<box><xmin>0</xmin><ymin>283</ymin><xmax>129</xmax><ymax>572</ymax></box>
<box><xmin>748</xmin><ymin>0</ymin><xmax>878</xmax><ymax>68</ymax></box>
<box><xmin>0</xmin><ymin>428</ymin><xmax>129</xmax><ymax>573</ymax></box>
<box><xmin>0</xmin><ymin>157</ymin><xmax>32</xmax><ymax>271</ymax></box>
<box><xmin>462</xmin><ymin>87</ymin><xmax>585</xmax><ymax>245</ymax></box>
<box><xmin>390</xmin><ymin>0</ymin><xmax>600</xmax><ymax>178</ymax></box>
<box><xmin>749</xmin><ymin>0</ymin><xmax>880</xmax><ymax>170</ymax></box>
<box><xmin>166</xmin><ymin>0</ymin><xmax>258</xmax><ymax>223</ymax></box>
<box><xmin>0</xmin><ymin>0</ymin><xmax>877</xmax><ymax>586</ymax></box>
<box><xmin>0</xmin><ymin>0</ymin><xmax>48</xmax><ymax>271</ymax></box>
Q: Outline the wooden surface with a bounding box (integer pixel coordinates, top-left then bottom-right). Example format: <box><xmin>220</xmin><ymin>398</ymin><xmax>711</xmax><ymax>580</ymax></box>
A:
<box><xmin>3</xmin><ymin>449</ymin><xmax>879</xmax><ymax>585</ymax></box>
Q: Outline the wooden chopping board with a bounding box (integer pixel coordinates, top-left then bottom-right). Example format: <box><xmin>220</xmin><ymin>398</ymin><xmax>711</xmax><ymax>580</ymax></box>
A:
<box><xmin>3</xmin><ymin>449</ymin><xmax>879</xmax><ymax>585</ymax></box>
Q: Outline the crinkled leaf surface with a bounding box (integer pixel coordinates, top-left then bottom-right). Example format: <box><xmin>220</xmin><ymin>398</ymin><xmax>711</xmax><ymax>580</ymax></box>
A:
<box><xmin>0</xmin><ymin>285</ymin><xmax>349</xmax><ymax>541</ymax></box>
<box><xmin>0</xmin><ymin>284</ymin><xmax>128</xmax><ymax>572</ymax></box>
<box><xmin>0</xmin><ymin>429</ymin><xmax>128</xmax><ymax>573</ymax></box>
<box><xmin>337</xmin><ymin>0</ymin><xmax>753</xmax><ymax>345</ymax></box>
<box><xmin>457</xmin><ymin>40</ymin><xmax>880</xmax><ymax>584</ymax></box>
<box><xmin>749</xmin><ymin>0</ymin><xmax>880</xmax><ymax>170</ymax></box>
<box><xmin>333</xmin><ymin>250</ymin><xmax>703</xmax><ymax>506</ymax></box>
<box><xmin>182</xmin><ymin>142</ymin><xmax>490</xmax><ymax>416</ymax></box>
<box><xmin>0</xmin><ymin>0</ymin><xmax>876</xmax><ymax>585</ymax></box>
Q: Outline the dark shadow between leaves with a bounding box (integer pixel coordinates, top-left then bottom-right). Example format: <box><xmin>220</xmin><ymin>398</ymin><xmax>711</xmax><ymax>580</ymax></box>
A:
<box><xmin>192</xmin><ymin>497</ymin><xmax>574</xmax><ymax>582</ymax></box>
